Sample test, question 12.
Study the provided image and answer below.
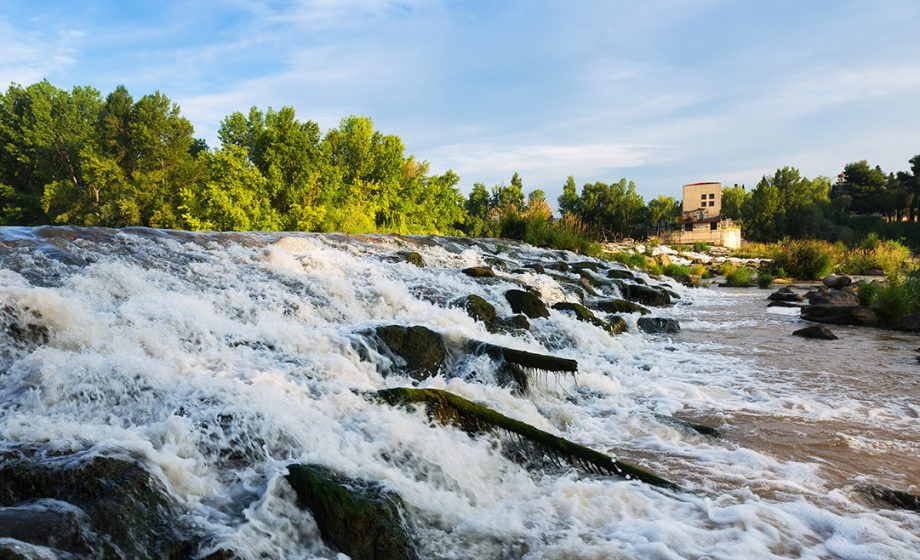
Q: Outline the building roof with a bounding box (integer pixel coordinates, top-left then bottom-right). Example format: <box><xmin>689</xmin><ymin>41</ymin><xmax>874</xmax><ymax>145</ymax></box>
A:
<box><xmin>683</xmin><ymin>181</ymin><xmax>721</xmax><ymax>186</ymax></box>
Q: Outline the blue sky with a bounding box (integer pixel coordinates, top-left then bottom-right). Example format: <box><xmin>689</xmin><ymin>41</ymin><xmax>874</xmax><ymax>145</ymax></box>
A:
<box><xmin>2</xmin><ymin>0</ymin><xmax>920</xmax><ymax>203</ymax></box>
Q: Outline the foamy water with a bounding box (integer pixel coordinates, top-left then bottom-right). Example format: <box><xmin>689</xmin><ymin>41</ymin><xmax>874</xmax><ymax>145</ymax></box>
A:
<box><xmin>0</xmin><ymin>227</ymin><xmax>917</xmax><ymax>559</ymax></box>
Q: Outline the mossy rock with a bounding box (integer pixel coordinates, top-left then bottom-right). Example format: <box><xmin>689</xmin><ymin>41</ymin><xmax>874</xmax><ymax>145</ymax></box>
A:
<box><xmin>523</xmin><ymin>263</ymin><xmax>546</xmax><ymax>274</ymax></box>
<box><xmin>551</xmin><ymin>302</ymin><xmax>621</xmax><ymax>335</ymax></box>
<box><xmin>593</xmin><ymin>299</ymin><xmax>650</xmax><ymax>315</ymax></box>
<box><xmin>576</xmin><ymin>270</ymin><xmax>600</xmax><ymax>287</ymax></box>
<box><xmin>399</xmin><ymin>251</ymin><xmax>425</xmax><ymax>268</ymax></box>
<box><xmin>606</xmin><ymin>269</ymin><xmax>634</xmax><ymax>280</ymax></box>
<box><xmin>461</xmin><ymin>266</ymin><xmax>496</xmax><ymax>278</ymax></box>
<box><xmin>376</xmin><ymin>388</ymin><xmax>680</xmax><ymax>491</ymax></box>
<box><xmin>452</xmin><ymin>295</ymin><xmax>496</xmax><ymax>325</ymax></box>
<box><xmin>371</xmin><ymin>325</ymin><xmax>448</xmax><ymax>381</ymax></box>
<box><xmin>285</xmin><ymin>465</ymin><xmax>417</xmax><ymax>560</ymax></box>
<box><xmin>0</xmin><ymin>448</ymin><xmax>194</xmax><ymax>559</ymax></box>
<box><xmin>504</xmin><ymin>290</ymin><xmax>549</xmax><ymax>319</ymax></box>
<box><xmin>546</xmin><ymin>262</ymin><xmax>571</xmax><ymax>272</ymax></box>
<box><xmin>620</xmin><ymin>284</ymin><xmax>672</xmax><ymax>307</ymax></box>
<box><xmin>654</xmin><ymin>414</ymin><xmax>720</xmax><ymax>438</ymax></box>
<box><xmin>570</xmin><ymin>261</ymin><xmax>601</xmax><ymax>272</ymax></box>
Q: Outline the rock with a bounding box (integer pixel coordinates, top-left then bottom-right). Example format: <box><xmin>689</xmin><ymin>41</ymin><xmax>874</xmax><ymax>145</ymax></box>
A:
<box><xmin>461</xmin><ymin>266</ymin><xmax>496</xmax><ymax>278</ymax></box>
<box><xmin>570</xmin><ymin>261</ymin><xmax>602</xmax><ymax>272</ymax></box>
<box><xmin>895</xmin><ymin>312</ymin><xmax>920</xmax><ymax>332</ymax></box>
<box><xmin>576</xmin><ymin>269</ymin><xmax>599</xmax><ymax>286</ymax></box>
<box><xmin>767</xmin><ymin>287</ymin><xmax>804</xmax><ymax>302</ymax></box>
<box><xmin>491</xmin><ymin>314</ymin><xmax>530</xmax><ymax>333</ymax></box>
<box><xmin>592</xmin><ymin>298</ymin><xmax>651</xmax><ymax>315</ymax></box>
<box><xmin>0</xmin><ymin>448</ymin><xmax>194</xmax><ymax>559</ymax></box>
<box><xmin>823</xmin><ymin>274</ymin><xmax>852</xmax><ymax>289</ymax></box>
<box><xmin>656</xmin><ymin>254</ymin><xmax>672</xmax><ymax>266</ymax></box>
<box><xmin>285</xmin><ymin>465</ymin><xmax>417</xmax><ymax>560</ymax></box>
<box><xmin>545</xmin><ymin>262</ymin><xmax>571</xmax><ymax>272</ymax></box>
<box><xmin>504</xmin><ymin>290</ymin><xmax>550</xmax><ymax>319</ymax></box>
<box><xmin>372</xmin><ymin>325</ymin><xmax>448</xmax><ymax>380</ymax></box>
<box><xmin>620</xmin><ymin>284</ymin><xmax>672</xmax><ymax>307</ymax></box>
<box><xmin>398</xmin><ymin>251</ymin><xmax>425</xmax><ymax>268</ymax></box>
<box><xmin>576</xmin><ymin>278</ymin><xmax>600</xmax><ymax>297</ymax></box>
<box><xmin>767</xmin><ymin>300</ymin><xmax>806</xmax><ymax>308</ymax></box>
<box><xmin>452</xmin><ymin>295</ymin><xmax>496</xmax><ymax>325</ymax></box>
<box><xmin>523</xmin><ymin>263</ymin><xmax>546</xmax><ymax>274</ymax></box>
<box><xmin>606</xmin><ymin>269</ymin><xmax>634</xmax><ymax>280</ymax></box>
<box><xmin>864</xmin><ymin>268</ymin><xmax>886</xmax><ymax>276</ymax></box>
<box><xmin>472</xmin><ymin>341</ymin><xmax>578</xmax><ymax>373</ymax></box>
<box><xmin>807</xmin><ymin>290</ymin><xmax>859</xmax><ymax>306</ymax></box>
<box><xmin>800</xmin><ymin>305</ymin><xmax>881</xmax><ymax>327</ymax></box>
<box><xmin>793</xmin><ymin>325</ymin><xmax>838</xmax><ymax>340</ymax></box>
<box><xmin>637</xmin><ymin>317</ymin><xmax>681</xmax><ymax>334</ymax></box>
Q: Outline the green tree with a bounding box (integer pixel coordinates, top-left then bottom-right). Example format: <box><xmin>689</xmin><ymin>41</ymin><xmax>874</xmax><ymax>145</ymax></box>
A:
<box><xmin>558</xmin><ymin>175</ymin><xmax>578</xmax><ymax>216</ymax></box>
<box><xmin>721</xmin><ymin>184</ymin><xmax>748</xmax><ymax>221</ymax></box>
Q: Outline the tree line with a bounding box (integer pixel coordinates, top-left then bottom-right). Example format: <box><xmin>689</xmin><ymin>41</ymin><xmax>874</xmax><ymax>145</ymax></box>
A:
<box><xmin>2</xmin><ymin>80</ymin><xmax>918</xmax><ymax>250</ymax></box>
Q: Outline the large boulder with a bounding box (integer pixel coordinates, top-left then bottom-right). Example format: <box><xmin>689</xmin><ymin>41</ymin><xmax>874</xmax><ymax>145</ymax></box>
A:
<box><xmin>637</xmin><ymin>317</ymin><xmax>681</xmax><ymax>334</ymax></box>
<box><xmin>808</xmin><ymin>290</ymin><xmax>859</xmax><ymax>306</ymax></box>
<box><xmin>606</xmin><ymin>315</ymin><xmax>628</xmax><ymax>334</ymax></box>
<box><xmin>823</xmin><ymin>274</ymin><xmax>853</xmax><ymax>290</ymax></box>
<box><xmin>504</xmin><ymin>290</ymin><xmax>550</xmax><ymax>319</ymax></box>
<box><xmin>800</xmin><ymin>305</ymin><xmax>881</xmax><ymax>327</ymax></box>
<box><xmin>285</xmin><ymin>465</ymin><xmax>416</xmax><ymax>560</ymax></box>
<box><xmin>592</xmin><ymin>298</ymin><xmax>651</xmax><ymax>315</ymax></box>
<box><xmin>793</xmin><ymin>325</ymin><xmax>838</xmax><ymax>340</ymax></box>
<box><xmin>895</xmin><ymin>312</ymin><xmax>920</xmax><ymax>332</ymax></box>
<box><xmin>0</xmin><ymin>448</ymin><xmax>195</xmax><ymax>559</ymax></box>
<box><xmin>372</xmin><ymin>325</ymin><xmax>448</xmax><ymax>380</ymax></box>
<box><xmin>491</xmin><ymin>314</ymin><xmax>530</xmax><ymax>333</ymax></box>
<box><xmin>397</xmin><ymin>251</ymin><xmax>425</xmax><ymax>268</ymax></box>
<box><xmin>620</xmin><ymin>284</ymin><xmax>672</xmax><ymax>307</ymax></box>
<box><xmin>461</xmin><ymin>266</ymin><xmax>496</xmax><ymax>278</ymax></box>
<box><xmin>767</xmin><ymin>287</ymin><xmax>803</xmax><ymax>302</ymax></box>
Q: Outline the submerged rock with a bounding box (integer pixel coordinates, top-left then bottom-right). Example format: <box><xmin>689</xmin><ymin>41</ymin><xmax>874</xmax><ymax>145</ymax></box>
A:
<box><xmin>801</xmin><ymin>305</ymin><xmax>880</xmax><ymax>327</ymax></box>
<box><xmin>522</xmin><ymin>263</ymin><xmax>546</xmax><ymax>274</ymax></box>
<box><xmin>491</xmin><ymin>314</ymin><xmax>531</xmax><ymax>334</ymax></box>
<box><xmin>285</xmin><ymin>465</ymin><xmax>417</xmax><ymax>560</ymax></box>
<box><xmin>462</xmin><ymin>266</ymin><xmax>496</xmax><ymax>278</ymax></box>
<box><xmin>398</xmin><ymin>251</ymin><xmax>425</xmax><ymax>268</ymax></box>
<box><xmin>858</xmin><ymin>484</ymin><xmax>920</xmax><ymax>512</ymax></box>
<box><xmin>592</xmin><ymin>298</ymin><xmax>651</xmax><ymax>315</ymax></box>
<box><xmin>0</xmin><ymin>448</ymin><xmax>195</xmax><ymax>559</ymax></box>
<box><xmin>606</xmin><ymin>315</ymin><xmax>628</xmax><ymax>335</ymax></box>
<box><xmin>504</xmin><ymin>290</ymin><xmax>550</xmax><ymax>319</ymax></box>
<box><xmin>552</xmin><ymin>302</ymin><xmax>624</xmax><ymax>335</ymax></box>
<box><xmin>371</xmin><ymin>325</ymin><xmax>448</xmax><ymax>380</ymax></box>
<box><xmin>637</xmin><ymin>317</ymin><xmax>681</xmax><ymax>334</ymax></box>
<box><xmin>471</xmin><ymin>341</ymin><xmax>577</xmax><ymax>373</ymax></box>
<box><xmin>654</xmin><ymin>414</ymin><xmax>721</xmax><ymax>438</ymax></box>
<box><xmin>793</xmin><ymin>325</ymin><xmax>838</xmax><ymax>340</ymax></box>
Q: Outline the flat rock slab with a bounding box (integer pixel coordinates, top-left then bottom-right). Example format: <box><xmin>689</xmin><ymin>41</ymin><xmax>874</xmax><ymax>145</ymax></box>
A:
<box><xmin>801</xmin><ymin>305</ymin><xmax>880</xmax><ymax>327</ymax></box>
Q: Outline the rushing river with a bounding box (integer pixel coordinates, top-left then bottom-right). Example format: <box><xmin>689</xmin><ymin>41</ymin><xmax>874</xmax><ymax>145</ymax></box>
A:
<box><xmin>0</xmin><ymin>227</ymin><xmax>917</xmax><ymax>559</ymax></box>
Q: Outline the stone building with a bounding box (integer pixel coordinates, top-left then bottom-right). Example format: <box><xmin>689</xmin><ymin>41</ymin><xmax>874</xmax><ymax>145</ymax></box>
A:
<box><xmin>659</xmin><ymin>182</ymin><xmax>742</xmax><ymax>249</ymax></box>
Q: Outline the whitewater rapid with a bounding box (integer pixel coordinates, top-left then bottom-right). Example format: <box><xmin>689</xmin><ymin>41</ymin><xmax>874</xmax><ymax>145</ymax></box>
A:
<box><xmin>0</xmin><ymin>227</ymin><xmax>917</xmax><ymax>559</ymax></box>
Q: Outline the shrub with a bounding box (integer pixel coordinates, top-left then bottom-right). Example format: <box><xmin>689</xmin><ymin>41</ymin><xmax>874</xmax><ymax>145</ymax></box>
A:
<box><xmin>757</xmin><ymin>272</ymin><xmax>774</xmax><ymax>288</ymax></box>
<box><xmin>770</xmin><ymin>239</ymin><xmax>839</xmax><ymax>280</ymax></box>
<box><xmin>840</xmin><ymin>235</ymin><xmax>913</xmax><ymax>275</ymax></box>
<box><xmin>646</xmin><ymin>262</ymin><xmax>663</xmax><ymax>276</ymax></box>
<box><xmin>717</xmin><ymin>262</ymin><xmax>735</xmax><ymax>276</ymax></box>
<box><xmin>662</xmin><ymin>263</ymin><xmax>691</xmax><ymax>278</ymax></box>
<box><xmin>499</xmin><ymin>214</ymin><xmax>602</xmax><ymax>256</ymax></box>
<box><xmin>726</xmin><ymin>267</ymin><xmax>755</xmax><ymax>287</ymax></box>
<box><xmin>689</xmin><ymin>264</ymin><xmax>707</xmax><ymax>277</ymax></box>
<box><xmin>856</xmin><ymin>280</ymin><xmax>880</xmax><ymax>306</ymax></box>
<box><xmin>606</xmin><ymin>251</ymin><xmax>648</xmax><ymax>270</ymax></box>
<box><xmin>873</xmin><ymin>273</ymin><xmax>920</xmax><ymax>325</ymax></box>
<box><xmin>692</xmin><ymin>241</ymin><xmax>711</xmax><ymax>253</ymax></box>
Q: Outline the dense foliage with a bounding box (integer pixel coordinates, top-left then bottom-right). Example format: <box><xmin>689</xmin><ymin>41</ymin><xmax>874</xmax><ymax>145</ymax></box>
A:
<box><xmin>0</xmin><ymin>81</ymin><xmax>466</xmax><ymax>234</ymax></box>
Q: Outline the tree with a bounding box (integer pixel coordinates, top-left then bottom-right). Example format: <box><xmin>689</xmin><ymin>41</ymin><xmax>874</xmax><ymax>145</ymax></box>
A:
<box><xmin>837</xmin><ymin>160</ymin><xmax>889</xmax><ymax>215</ymax></box>
<box><xmin>525</xmin><ymin>189</ymin><xmax>552</xmax><ymax>220</ymax></box>
<box><xmin>647</xmin><ymin>195</ymin><xmax>678</xmax><ymax>234</ymax></box>
<box><xmin>558</xmin><ymin>176</ymin><xmax>578</xmax><ymax>216</ymax></box>
<box><xmin>721</xmin><ymin>184</ymin><xmax>748</xmax><ymax>222</ymax></box>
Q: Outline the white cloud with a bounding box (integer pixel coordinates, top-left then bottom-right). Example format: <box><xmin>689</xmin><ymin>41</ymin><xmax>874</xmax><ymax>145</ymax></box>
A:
<box><xmin>0</xmin><ymin>20</ymin><xmax>82</xmax><ymax>86</ymax></box>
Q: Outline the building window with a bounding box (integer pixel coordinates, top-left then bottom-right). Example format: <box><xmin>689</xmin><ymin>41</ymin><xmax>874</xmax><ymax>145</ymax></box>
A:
<box><xmin>709</xmin><ymin>193</ymin><xmax>715</xmax><ymax>199</ymax></box>
<box><xmin>710</xmin><ymin>222</ymin><xmax>718</xmax><ymax>230</ymax></box>
<box><xmin>685</xmin><ymin>223</ymin><xmax>693</xmax><ymax>231</ymax></box>
<box><xmin>709</xmin><ymin>201</ymin><xmax>715</xmax><ymax>206</ymax></box>
<box><xmin>700</xmin><ymin>194</ymin><xmax>706</xmax><ymax>200</ymax></box>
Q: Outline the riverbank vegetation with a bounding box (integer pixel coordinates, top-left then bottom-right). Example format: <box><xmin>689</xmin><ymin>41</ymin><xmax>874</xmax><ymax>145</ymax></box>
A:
<box><xmin>1</xmin><ymin>80</ymin><xmax>919</xmax><ymax>265</ymax></box>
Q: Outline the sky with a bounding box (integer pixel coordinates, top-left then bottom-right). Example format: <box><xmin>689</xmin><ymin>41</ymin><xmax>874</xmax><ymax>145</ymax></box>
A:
<box><xmin>2</xmin><ymin>0</ymin><xmax>920</xmax><ymax>203</ymax></box>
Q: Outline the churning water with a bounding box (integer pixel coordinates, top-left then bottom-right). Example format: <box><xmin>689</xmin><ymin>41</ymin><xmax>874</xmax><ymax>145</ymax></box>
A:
<box><xmin>0</xmin><ymin>227</ymin><xmax>917</xmax><ymax>559</ymax></box>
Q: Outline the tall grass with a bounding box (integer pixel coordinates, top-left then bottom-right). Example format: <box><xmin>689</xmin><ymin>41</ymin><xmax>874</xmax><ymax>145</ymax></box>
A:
<box><xmin>725</xmin><ymin>267</ymin><xmax>755</xmax><ymax>287</ymax></box>
<box><xmin>498</xmin><ymin>213</ymin><xmax>602</xmax><ymax>256</ymax></box>
<box><xmin>840</xmin><ymin>234</ymin><xmax>912</xmax><ymax>275</ymax></box>
<box><xmin>868</xmin><ymin>272</ymin><xmax>920</xmax><ymax>325</ymax></box>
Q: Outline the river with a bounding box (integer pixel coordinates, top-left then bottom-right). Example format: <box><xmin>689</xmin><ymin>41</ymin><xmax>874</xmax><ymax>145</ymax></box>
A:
<box><xmin>0</xmin><ymin>227</ymin><xmax>917</xmax><ymax>559</ymax></box>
